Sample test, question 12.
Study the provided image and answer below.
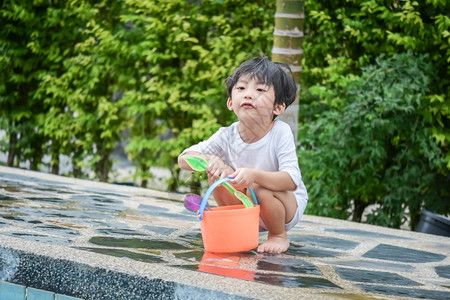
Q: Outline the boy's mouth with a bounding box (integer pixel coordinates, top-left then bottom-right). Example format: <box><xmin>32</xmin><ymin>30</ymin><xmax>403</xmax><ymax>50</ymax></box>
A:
<box><xmin>241</xmin><ymin>102</ymin><xmax>254</xmax><ymax>108</ymax></box>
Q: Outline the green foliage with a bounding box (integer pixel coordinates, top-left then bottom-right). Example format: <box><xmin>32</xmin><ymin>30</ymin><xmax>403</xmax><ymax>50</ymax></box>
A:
<box><xmin>0</xmin><ymin>0</ymin><xmax>49</xmax><ymax>169</ymax></box>
<box><xmin>120</xmin><ymin>0</ymin><xmax>275</xmax><ymax>188</ymax></box>
<box><xmin>35</xmin><ymin>1</ymin><xmax>131</xmax><ymax>181</ymax></box>
<box><xmin>300</xmin><ymin>53</ymin><xmax>449</xmax><ymax>228</ymax></box>
<box><xmin>0</xmin><ymin>0</ymin><xmax>275</xmax><ymax>185</ymax></box>
<box><xmin>299</xmin><ymin>0</ymin><xmax>450</xmax><ymax>227</ymax></box>
<box><xmin>301</xmin><ymin>0</ymin><xmax>449</xmax><ymax>158</ymax></box>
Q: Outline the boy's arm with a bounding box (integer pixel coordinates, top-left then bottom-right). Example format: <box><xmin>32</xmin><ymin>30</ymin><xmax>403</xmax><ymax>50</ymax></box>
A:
<box><xmin>230</xmin><ymin>168</ymin><xmax>296</xmax><ymax>191</ymax></box>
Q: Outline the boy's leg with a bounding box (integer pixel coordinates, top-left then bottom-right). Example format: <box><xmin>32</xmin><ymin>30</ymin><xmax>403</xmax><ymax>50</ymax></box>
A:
<box><xmin>251</xmin><ymin>185</ymin><xmax>297</xmax><ymax>253</ymax></box>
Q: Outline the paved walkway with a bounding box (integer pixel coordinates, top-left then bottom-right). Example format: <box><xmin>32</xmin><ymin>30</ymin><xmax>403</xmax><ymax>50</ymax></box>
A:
<box><xmin>0</xmin><ymin>166</ymin><xmax>449</xmax><ymax>299</ymax></box>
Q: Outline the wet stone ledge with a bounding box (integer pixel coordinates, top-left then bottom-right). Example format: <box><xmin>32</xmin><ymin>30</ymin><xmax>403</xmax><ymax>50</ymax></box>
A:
<box><xmin>0</xmin><ymin>166</ymin><xmax>449</xmax><ymax>300</ymax></box>
<box><xmin>0</xmin><ymin>247</ymin><xmax>246</xmax><ymax>300</ymax></box>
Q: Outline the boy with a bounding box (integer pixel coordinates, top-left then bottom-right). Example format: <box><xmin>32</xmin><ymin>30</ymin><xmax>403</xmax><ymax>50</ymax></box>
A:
<box><xmin>178</xmin><ymin>56</ymin><xmax>308</xmax><ymax>253</ymax></box>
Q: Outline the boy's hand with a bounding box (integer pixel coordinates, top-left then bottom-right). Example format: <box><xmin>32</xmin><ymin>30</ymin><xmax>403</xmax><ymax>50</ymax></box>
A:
<box><xmin>206</xmin><ymin>155</ymin><xmax>233</xmax><ymax>181</ymax></box>
<box><xmin>230</xmin><ymin>168</ymin><xmax>256</xmax><ymax>190</ymax></box>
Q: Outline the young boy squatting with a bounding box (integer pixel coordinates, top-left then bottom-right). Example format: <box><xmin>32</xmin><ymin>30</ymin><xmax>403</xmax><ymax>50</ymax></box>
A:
<box><xmin>178</xmin><ymin>56</ymin><xmax>308</xmax><ymax>253</ymax></box>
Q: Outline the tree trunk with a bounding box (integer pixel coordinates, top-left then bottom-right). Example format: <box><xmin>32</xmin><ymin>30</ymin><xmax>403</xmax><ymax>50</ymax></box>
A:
<box><xmin>168</xmin><ymin>166</ymin><xmax>180</xmax><ymax>192</ymax></box>
<box><xmin>72</xmin><ymin>147</ymin><xmax>83</xmax><ymax>178</ymax></box>
<box><xmin>30</xmin><ymin>149</ymin><xmax>42</xmax><ymax>171</ymax></box>
<box><xmin>7</xmin><ymin>131</ymin><xmax>17</xmax><ymax>167</ymax></box>
<box><xmin>51</xmin><ymin>149</ymin><xmax>59</xmax><ymax>175</ymax></box>
<box><xmin>141</xmin><ymin>163</ymin><xmax>149</xmax><ymax>188</ymax></box>
<box><xmin>352</xmin><ymin>199</ymin><xmax>368</xmax><ymax>223</ymax></box>
<box><xmin>95</xmin><ymin>145</ymin><xmax>112</xmax><ymax>182</ymax></box>
<box><xmin>271</xmin><ymin>0</ymin><xmax>304</xmax><ymax>143</ymax></box>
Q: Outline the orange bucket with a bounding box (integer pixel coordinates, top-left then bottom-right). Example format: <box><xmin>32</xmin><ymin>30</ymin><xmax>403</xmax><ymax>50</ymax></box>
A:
<box><xmin>200</xmin><ymin>205</ymin><xmax>260</xmax><ymax>253</ymax></box>
<box><xmin>197</xmin><ymin>178</ymin><xmax>260</xmax><ymax>253</ymax></box>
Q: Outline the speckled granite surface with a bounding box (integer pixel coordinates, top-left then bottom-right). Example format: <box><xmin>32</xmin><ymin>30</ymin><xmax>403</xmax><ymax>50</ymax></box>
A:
<box><xmin>0</xmin><ymin>166</ymin><xmax>449</xmax><ymax>299</ymax></box>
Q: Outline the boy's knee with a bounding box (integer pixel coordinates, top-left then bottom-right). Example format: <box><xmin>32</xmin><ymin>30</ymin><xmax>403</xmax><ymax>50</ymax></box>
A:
<box><xmin>250</xmin><ymin>184</ymin><xmax>273</xmax><ymax>203</ymax></box>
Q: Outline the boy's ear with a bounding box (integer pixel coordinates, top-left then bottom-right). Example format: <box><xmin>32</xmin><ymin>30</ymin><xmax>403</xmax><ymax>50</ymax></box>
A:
<box><xmin>227</xmin><ymin>97</ymin><xmax>233</xmax><ymax>110</ymax></box>
<box><xmin>273</xmin><ymin>103</ymin><xmax>286</xmax><ymax>116</ymax></box>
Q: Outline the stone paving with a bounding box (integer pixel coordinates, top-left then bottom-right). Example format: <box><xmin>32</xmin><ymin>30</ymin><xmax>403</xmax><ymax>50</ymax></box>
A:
<box><xmin>0</xmin><ymin>165</ymin><xmax>449</xmax><ymax>299</ymax></box>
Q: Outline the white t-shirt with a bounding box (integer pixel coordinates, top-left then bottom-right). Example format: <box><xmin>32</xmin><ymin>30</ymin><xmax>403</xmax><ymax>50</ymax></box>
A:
<box><xmin>180</xmin><ymin>120</ymin><xmax>308</xmax><ymax>206</ymax></box>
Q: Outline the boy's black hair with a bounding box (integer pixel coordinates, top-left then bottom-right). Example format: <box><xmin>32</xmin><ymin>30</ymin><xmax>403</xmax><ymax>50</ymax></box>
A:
<box><xmin>226</xmin><ymin>56</ymin><xmax>297</xmax><ymax>109</ymax></box>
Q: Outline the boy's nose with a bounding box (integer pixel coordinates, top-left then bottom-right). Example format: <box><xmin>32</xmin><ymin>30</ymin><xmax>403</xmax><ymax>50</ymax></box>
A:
<box><xmin>244</xmin><ymin>90</ymin><xmax>255</xmax><ymax>99</ymax></box>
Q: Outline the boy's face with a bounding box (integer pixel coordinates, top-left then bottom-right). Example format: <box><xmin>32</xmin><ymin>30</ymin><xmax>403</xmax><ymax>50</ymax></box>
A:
<box><xmin>227</xmin><ymin>74</ymin><xmax>285</xmax><ymax>124</ymax></box>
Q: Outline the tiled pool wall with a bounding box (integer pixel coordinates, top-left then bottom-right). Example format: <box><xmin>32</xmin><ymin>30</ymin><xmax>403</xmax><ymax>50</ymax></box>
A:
<box><xmin>0</xmin><ymin>280</ymin><xmax>81</xmax><ymax>300</ymax></box>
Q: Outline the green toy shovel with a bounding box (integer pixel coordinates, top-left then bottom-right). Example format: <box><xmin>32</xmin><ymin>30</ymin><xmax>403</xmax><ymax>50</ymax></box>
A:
<box><xmin>182</xmin><ymin>155</ymin><xmax>257</xmax><ymax>208</ymax></box>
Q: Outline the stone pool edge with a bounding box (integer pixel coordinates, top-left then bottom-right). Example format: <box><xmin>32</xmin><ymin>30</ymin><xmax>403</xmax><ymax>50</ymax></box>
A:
<box><xmin>0</xmin><ymin>235</ymin><xmax>340</xmax><ymax>300</ymax></box>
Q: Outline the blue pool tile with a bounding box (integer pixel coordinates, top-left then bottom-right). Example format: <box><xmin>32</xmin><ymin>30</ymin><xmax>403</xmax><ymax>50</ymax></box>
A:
<box><xmin>0</xmin><ymin>281</ymin><xmax>26</xmax><ymax>300</ymax></box>
<box><xmin>27</xmin><ymin>287</ymin><xmax>55</xmax><ymax>300</ymax></box>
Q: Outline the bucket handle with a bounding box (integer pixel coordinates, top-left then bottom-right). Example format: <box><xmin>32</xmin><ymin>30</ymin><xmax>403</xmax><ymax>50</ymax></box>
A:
<box><xmin>197</xmin><ymin>177</ymin><xmax>258</xmax><ymax>221</ymax></box>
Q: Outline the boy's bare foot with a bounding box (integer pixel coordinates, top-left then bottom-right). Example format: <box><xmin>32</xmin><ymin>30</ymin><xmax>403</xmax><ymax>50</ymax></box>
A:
<box><xmin>257</xmin><ymin>235</ymin><xmax>290</xmax><ymax>253</ymax></box>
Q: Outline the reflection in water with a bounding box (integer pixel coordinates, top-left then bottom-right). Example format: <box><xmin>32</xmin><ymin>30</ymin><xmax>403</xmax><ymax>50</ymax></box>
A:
<box><xmin>253</xmin><ymin>273</ymin><xmax>340</xmax><ymax>288</ymax></box>
<box><xmin>77</xmin><ymin>247</ymin><xmax>165</xmax><ymax>263</ymax></box>
<box><xmin>198</xmin><ymin>252</ymin><xmax>256</xmax><ymax>281</ymax></box>
<box><xmin>175</xmin><ymin>252</ymin><xmax>340</xmax><ymax>289</ymax></box>
<box><xmin>176</xmin><ymin>251</ymin><xmax>322</xmax><ymax>275</ymax></box>
<box><xmin>174</xmin><ymin>250</ymin><xmax>204</xmax><ymax>262</ymax></box>
<box><xmin>201</xmin><ymin>252</ymin><xmax>252</xmax><ymax>267</ymax></box>
<box><xmin>287</xmin><ymin>244</ymin><xmax>339</xmax><ymax>258</ymax></box>
<box><xmin>199</xmin><ymin>264</ymin><xmax>255</xmax><ymax>281</ymax></box>
<box><xmin>178</xmin><ymin>231</ymin><xmax>204</xmax><ymax>247</ymax></box>
<box><xmin>88</xmin><ymin>236</ymin><xmax>189</xmax><ymax>250</ymax></box>
<box><xmin>257</xmin><ymin>257</ymin><xmax>322</xmax><ymax>275</ymax></box>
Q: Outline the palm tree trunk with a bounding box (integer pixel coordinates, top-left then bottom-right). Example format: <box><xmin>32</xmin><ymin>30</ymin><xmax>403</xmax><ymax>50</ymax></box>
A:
<box><xmin>272</xmin><ymin>0</ymin><xmax>304</xmax><ymax>143</ymax></box>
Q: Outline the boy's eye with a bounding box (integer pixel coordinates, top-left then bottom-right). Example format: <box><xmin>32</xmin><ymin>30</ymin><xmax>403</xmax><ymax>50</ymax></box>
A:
<box><xmin>257</xmin><ymin>88</ymin><xmax>266</xmax><ymax>92</ymax></box>
<box><xmin>236</xmin><ymin>86</ymin><xmax>245</xmax><ymax>90</ymax></box>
